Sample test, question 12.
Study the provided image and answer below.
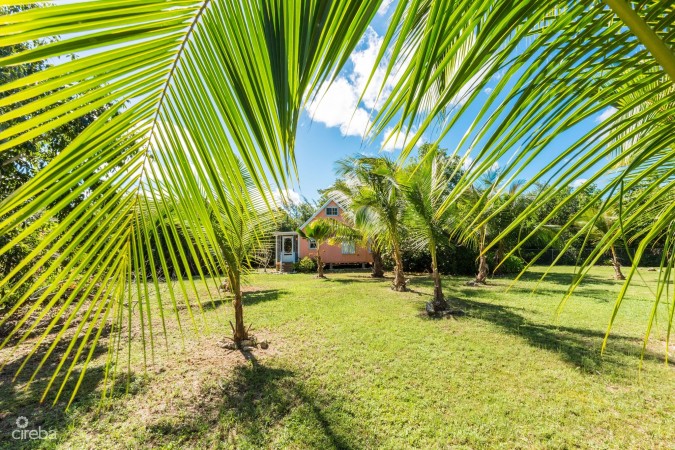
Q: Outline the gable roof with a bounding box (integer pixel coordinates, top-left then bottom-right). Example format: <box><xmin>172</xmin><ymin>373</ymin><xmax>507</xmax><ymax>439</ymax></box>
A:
<box><xmin>298</xmin><ymin>198</ymin><xmax>348</xmax><ymax>231</ymax></box>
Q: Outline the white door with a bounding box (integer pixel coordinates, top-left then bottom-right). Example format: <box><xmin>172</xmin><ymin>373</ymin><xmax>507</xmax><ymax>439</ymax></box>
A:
<box><xmin>282</xmin><ymin>236</ymin><xmax>295</xmax><ymax>262</ymax></box>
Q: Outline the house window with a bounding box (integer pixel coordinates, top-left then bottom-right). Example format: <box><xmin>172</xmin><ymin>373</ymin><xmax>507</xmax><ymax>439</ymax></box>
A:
<box><xmin>308</xmin><ymin>239</ymin><xmax>317</xmax><ymax>249</ymax></box>
<box><xmin>283</xmin><ymin>237</ymin><xmax>293</xmax><ymax>254</ymax></box>
<box><xmin>341</xmin><ymin>242</ymin><xmax>356</xmax><ymax>255</ymax></box>
<box><xmin>326</xmin><ymin>206</ymin><xmax>338</xmax><ymax>216</ymax></box>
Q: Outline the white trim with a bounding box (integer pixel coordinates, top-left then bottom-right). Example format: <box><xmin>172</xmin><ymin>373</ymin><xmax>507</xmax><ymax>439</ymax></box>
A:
<box><xmin>298</xmin><ymin>197</ymin><xmax>349</xmax><ymax>230</ymax></box>
<box><xmin>281</xmin><ymin>235</ymin><xmax>295</xmax><ymax>263</ymax></box>
<box><xmin>272</xmin><ymin>231</ymin><xmax>298</xmax><ymax>236</ymax></box>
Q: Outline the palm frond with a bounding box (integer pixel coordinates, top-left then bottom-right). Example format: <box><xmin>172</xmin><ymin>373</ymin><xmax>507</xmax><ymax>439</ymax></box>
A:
<box><xmin>365</xmin><ymin>0</ymin><xmax>674</xmax><ymax>349</ymax></box>
<box><xmin>0</xmin><ymin>0</ymin><xmax>381</xmax><ymax>405</ymax></box>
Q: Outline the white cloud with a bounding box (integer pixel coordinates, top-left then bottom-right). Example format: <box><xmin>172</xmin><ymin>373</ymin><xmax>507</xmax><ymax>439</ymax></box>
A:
<box><xmin>273</xmin><ymin>188</ymin><xmax>302</xmax><ymax>206</ymax></box>
<box><xmin>377</xmin><ymin>0</ymin><xmax>394</xmax><ymax>15</ymax></box>
<box><xmin>483</xmin><ymin>87</ymin><xmax>493</xmax><ymax>95</ymax></box>
<box><xmin>308</xmin><ymin>26</ymin><xmax>499</xmax><ymax>139</ymax></box>
<box><xmin>349</xmin><ymin>27</ymin><xmax>404</xmax><ymax>110</ymax></box>
<box><xmin>305</xmin><ymin>27</ymin><xmax>407</xmax><ymax>138</ymax></box>
<box><xmin>570</xmin><ymin>178</ymin><xmax>587</xmax><ymax>188</ymax></box>
<box><xmin>306</xmin><ymin>78</ymin><xmax>371</xmax><ymax>138</ymax></box>
<box><xmin>461</xmin><ymin>156</ymin><xmax>474</xmax><ymax>171</ymax></box>
<box><xmin>381</xmin><ymin>126</ymin><xmax>416</xmax><ymax>152</ymax></box>
<box><xmin>490</xmin><ymin>161</ymin><xmax>499</xmax><ymax>171</ymax></box>
<box><xmin>596</xmin><ymin>107</ymin><xmax>617</xmax><ymax>123</ymax></box>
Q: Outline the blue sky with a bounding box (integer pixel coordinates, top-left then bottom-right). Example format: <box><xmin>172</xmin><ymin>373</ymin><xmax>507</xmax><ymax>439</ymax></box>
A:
<box><xmin>289</xmin><ymin>2</ymin><xmax>617</xmax><ymax>203</ymax></box>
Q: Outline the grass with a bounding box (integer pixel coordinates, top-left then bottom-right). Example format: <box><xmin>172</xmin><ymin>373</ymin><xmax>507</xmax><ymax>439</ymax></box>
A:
<box><xmin>1</xmin><ymin>266</ymin><xmax>674</xmax><ymax>448</ymax></box>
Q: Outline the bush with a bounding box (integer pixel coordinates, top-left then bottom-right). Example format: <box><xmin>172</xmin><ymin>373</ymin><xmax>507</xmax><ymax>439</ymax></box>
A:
<box><xmin>294</xmin><ymin>256</ymin><xmax>316</xmax><ymax>273</ymax></box>
<box><xmin>493</xmin><ymin>254</ymin><xmax>525</xmax><ymax>274</ymax></box>
<box><xmin>397</xmin><ymin>238</ymin><xmax>477</xmax><ymax>275</ymax></box>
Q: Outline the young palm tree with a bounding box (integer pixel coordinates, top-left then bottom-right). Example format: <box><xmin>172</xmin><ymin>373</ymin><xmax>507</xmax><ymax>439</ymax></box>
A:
<box><xmin>575</xmin><ymin>206</ymin><xmax>626</xmax><ymax>280</ymax></box>
<box><xmin>400</xmin><ymin>149</ymin><xmax>457</xmax><ymax>309</ymax></box>
<box><xmin>334</xmin><ymin>156</ymin><xmax>408</xmax><ymax>291</ymax></box>
<box><xmin>136</xmin><ymin>165</ymin><xmax>277</xmax><ymax>344</ymax></box>
<box><xmin>458</xmin><ymin>170</ymin><xmax>527</xmax><ymax>284</ymax></box>
<box><xmin>297</xmin><ymin>217</ymin><xmax>361</xmax><ymax>278</ymax></box>
<box><xmin>326</xmin><ymin>179</ymin><xmax>385</xmax><ymax>278</ymax></box>
<box><xmin>211</xmin><ymin>195</ymin><xmax>276</xmax><ymax>342</ymax></box>
<box><xmin>216</xmin><ymin>205</ymin><xmax>274</xmax><ymax>341</ymax></box>
<box><xmin>297</xmin><ymin>219</ymin><xmax>333</xmax><ymax>278</ymax></box>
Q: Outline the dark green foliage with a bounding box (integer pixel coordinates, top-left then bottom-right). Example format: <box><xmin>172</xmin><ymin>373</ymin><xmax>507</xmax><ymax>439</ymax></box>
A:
<box><xmin>294</xmin><ymin>257</ymin><xmax>317</xmax><ymax>273</ymax></box>
<box><xmin>414</xmin><ymin>143</ymin><xmax>464</xmax><ymax>190</ymax></box>
<box><xmin>0</xmin><ymin>5</ymin><xmax>108</xmax><ymax>306</ymax></box>
<box><xmin>278</xmin><ymin>201</ymin><xmax>317</xmax><ymax>232</ymax></box>
<box><xmin>399</xmin><ymin>239</ymin><xmax>478</xmax><ymax>275</ymax></box>
<box><xmin>492</xmin><ymin>254</ymin><xmax>525</xmax><ymax>275</ymax></box>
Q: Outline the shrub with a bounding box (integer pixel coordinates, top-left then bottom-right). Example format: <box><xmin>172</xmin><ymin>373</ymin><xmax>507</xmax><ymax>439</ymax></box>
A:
<box><xmin>294</xmin><ymin>256</ymin><xmax>316</xmax><ymax>273</ymax></box>
<box><xmin>493</xmin><ymin>254</ymin><xmax>525</xmax><ymax>274</ymax></box>
<box><xmin>400</xmin><ymin>242</ymin><xmax>478</xmax><ymax>275</ymax></box>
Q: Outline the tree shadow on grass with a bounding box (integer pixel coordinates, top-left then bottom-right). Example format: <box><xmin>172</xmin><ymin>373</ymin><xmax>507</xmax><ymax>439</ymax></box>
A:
<box><xmin>444</xmin><ymin>298</ymin><xmax>672</xmax><ymax>375</ymax></box>
<box><xmin>461</xmin><ymin>280</ymin><xmax>653</xmax><ymax>305</ymax></box>
<box><xmin>324</xmin><ymin>276</ymin><xmax>388</xmax><ymax>285</ymax></box>
<box><xmin>408</xmin><ymin>275</ymin><xmax>628</xmax><ymax>306</ymax></box>
<box><xmin>516</xmin><ymin>270</ymin><xmax>624</xmax><ymax>287</ymax></box>
<box><xmin>405</xmin><ymin>288</ymin><xmax>432</xmax><ymax>297</ymax></box>
<box><xmin>0</xmin><ymin>327</ymin><xmax>143</xmax><ymax>449</ymax></box>
<box><xmin>200</xmin><ymin>289</ymin><xmax>289</xmax><ymax>311</ymax></box>
<box><xmin>145</xmin><ymin>352</ymin><xmax>360</xmax><ymax>449</ymax></box>
<box><xmin>455</xmin><ymin>283</ymin><xmax>621</xmax><ymax>305</ymax></box>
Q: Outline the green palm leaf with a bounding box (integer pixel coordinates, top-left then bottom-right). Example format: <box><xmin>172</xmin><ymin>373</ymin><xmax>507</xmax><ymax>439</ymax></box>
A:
<box><xmin>0</xmin><ymin>0</ymin><xmax>381</xmax><ymax>406</ymax></box>
<box><xmin>333</xmin><ymin>155</ymin><xmax>409</xmax><ymax>291</ymax></box>
<box><xmin>364</xmin><ymin>1</ymin><xmax>673</xmax><ymax>351</ymax></box>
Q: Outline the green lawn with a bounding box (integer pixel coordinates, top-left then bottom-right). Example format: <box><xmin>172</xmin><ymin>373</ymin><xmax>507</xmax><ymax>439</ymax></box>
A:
<box><xmin>2</xmin><ymin>266</ymin><xmax>674</xmax><ymax>449</ymax></box>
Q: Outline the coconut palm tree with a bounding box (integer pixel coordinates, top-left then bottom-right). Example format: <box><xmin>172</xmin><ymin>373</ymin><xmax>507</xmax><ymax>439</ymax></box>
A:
<box><xmin>296</xmin><ymin>217</ymin><xmax>359</xmax><ymax>279</ymax></box>
<box><xmin>455</xmin><ymin>170</ymin><xmax>526</xmax><ymax>284</ymax></box>
<box><xmin>0</xmin><ymin>0</ymin><xmax>673</xmax><ymax>403</ymax></box>
<box><xmin>0</xmin><ymin>2</ymin><xmax>381</xmax><ymax>404</ymax></box>
<box><xmin>296</xmin><ymin>219</ymin><xmax>332</xmax><ymax>279</ymax></box>
<box><xmin>334</xmin><ymin>156</ymin><xmax>408</xmax><ymax>291</ymax></box>
<box><xmin>212</xmin><ymin>199</ymin><xmax>276</xmax><ymax>343</ymax></box>
<box><xmin>369</xmin><ymin>0</ymin><xmax>673</xmax><ymax>347</ymax></box>
<box><xmin>574</xmin><ymin>206</ymin><xmax>626</xmax><ymax>280</ymax></box>
<box><xmin>326</xmin><ymin>179</ymin><xmax>385</xmax><ymax>278</ymax></box>
<box><xmin>400</xmin><ymin>148</ymin><xmax>458</xmax><ymax>309</ymax></box>
<box><xmin>207</xmin><ymin>190</ymin><xmax>276</xmax><ymax>342</ymax></box>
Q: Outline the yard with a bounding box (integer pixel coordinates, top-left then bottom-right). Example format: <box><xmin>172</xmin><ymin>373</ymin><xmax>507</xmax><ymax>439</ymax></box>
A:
<box><xmin>2</xmin><ymin>266</ymin><xmax>674</xmax><ymax>449</ymax></box>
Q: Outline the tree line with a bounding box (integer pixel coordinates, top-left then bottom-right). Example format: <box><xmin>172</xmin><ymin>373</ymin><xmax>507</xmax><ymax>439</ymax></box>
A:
<box><xmin>286</xmin><ymin>143</ymin><xmax>638</xmax><ymax>313</ymax></box>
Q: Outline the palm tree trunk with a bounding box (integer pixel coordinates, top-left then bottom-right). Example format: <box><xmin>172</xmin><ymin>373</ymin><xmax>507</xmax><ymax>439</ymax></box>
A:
<box><xmin>475</xmin><ymin>253</ymin><xmax>489</xmax><ymax>284</ymax></box>
<box><xmin>316</xmin><ymin>243</ymin><xmax>325</xmax><ymax>278</ymax></box>
<box><xmin>230</xmin><ymin>270</ymin><xmax>247</xmax><ymax>342</ymax></box>
<box><xmin>494</xmin><ymin>241</ymin><xmax>504</xmax><ymax>275</ymax></box>
<box><xmin>475</xmin><ymin>229</ymin><xmax>489</xmax><ymax>284</ymax></box>
<box><xmin>371</xmin><ymin>248</ymin><xmax>384</xmax><ymax>278</ymax></box>
<box><xmin>431</xmin><ymin>247</ymin><xmax>447</xmax><ymax>310</ymax></box>
<box><xmin>610</xmin><ymin>245</ymin><xmax>625</xmax><ymax>280</ymax></box>
<box><xmin>392</xmin><ymin>241</ymin><xmax>407</xmax><ymax>291</ymax></box>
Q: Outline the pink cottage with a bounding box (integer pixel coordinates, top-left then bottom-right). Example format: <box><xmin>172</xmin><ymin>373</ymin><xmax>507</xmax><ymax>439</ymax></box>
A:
<box><xmin>273</xmin><ymin>199</ymin><xmax>373</xmax><ymax>272</ymax></box>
